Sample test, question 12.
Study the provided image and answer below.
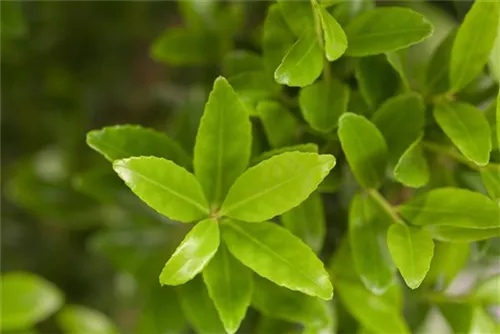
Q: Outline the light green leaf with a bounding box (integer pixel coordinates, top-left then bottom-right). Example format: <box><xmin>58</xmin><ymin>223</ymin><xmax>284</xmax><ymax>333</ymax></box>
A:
<box><xmin>481</xmin><ymin>166</ymin><xmax>500</xmax><ymax>200</ymax></box>
<box><xmin>474</xmin><ymin>275</ymin><xmax>500</xmax><ymax>305</ymax></box>
<box><xmin>57</xmin><ymin>305</ymin><xmax>118</xmax><ymax>334</ymax></box>
<box><xmin>399</xmin><ymin>187</ymin><xmax>500</xmax><ymax>229</ymax></box>
<box><xmin>439</xmin><ymin>303</ymin><xmax>497</xmax><ymax>334</ymax></box>
<box><xmin>433</xmin><ymin>102</ymin><xmax>491</xmax><ymax>166</ymax></box>
<box><xmin>387</xmin><ymin>224</ymin><xmax>434</xmax><ymax>289</ymax></box>
<box><xmin>425</xmin><ymin>225</ymin><xmax>500</xmax><ymax>243</ymax></box>
<box><xmin>490</xmin><ymin>22</ymin><xmax>500</xmax><ymax>83</ymax></box>
<box><xmin>349</xmin><ymin>193</ymin><xmax>394</xmax><ymax>294</ymax></box>
<box><xmin>344</xmin><ymin>7</ymin><xmax>434</xmax><ymax>57</ymax></box>
<box><xmin>336</xmin><ymin>280</ymin><xmax>410</xmax><ymax>334</ymax></box>
<box><xmin>160</xmin><ymin>218</ymin><xmax>219</xmax><ymax>286</ymax></box>
<box><xmin>299</xmin><ymin>79</ymin><xmax>350</xmax><ymax>133</ymax></box>
<box><xmin>221</xmin><ymin>220</ymin><xmax>333</xmax><ymax>300</ymax></box>
<box><xmin>251</xmin><ymin>143</ymin><xmax>319</xmax><ymax>166</ymax></box>
<box><xmin>385</xmin><ymin>51</ymin><xmax>410</xmax><ymax>89</ymax></box>
<box><xmin>222</xmin><ymin>50</ymin><xmax>263</xmax><ymax>77</ymax></box>
<box><xmin>86</xmin><ymin>125</ymin><xmax>191</xmax><ymax>168</ymax></box>
<box><xmin>277</xmin><ymin>0</ymin><xmax>315</xmax><ymax>37</ymax></box>
<box><xmin>274</xmin><ymin>29</ymin><xmax>323</xmax><ymax>87</ymax></box>
<box><xmin>394</xmin><ymin>136</ymin><xmax>429</xmax><ymax>188</ymax></box>
<box><xmin>262</xmin><ymin>4</ymin><xmax>295</xmax><ymax>74</ymax></box>
<box><xmin>318</xmin><ymin>5</ymin><xmax>347</xmax><ymax>61</ymax></box>
<box><xmin>177</xmin><ymin>276</ymin><xmax>225</xmax><ymax>334</ymax></box>
<box><xmin>424</xmin><ymin>242</ymin><xmax>470</xmax><ymax>288</ymax></box>
<box><xmin>281</xmin><ymin>191</ymin><xmax>326</xmax><ymax>253</ymax></box>
<box><xmin>194</xmin><ymin>77</ymin><xmax>252</xmax><ymax>208</ymax></box>
<box><xmin>113</xmin><ymin>157</ymin><xmax>209</xmax><ymax>223</ymax></box>
<box><xmin>449</xmin><ymin>0</ymin><xmax>500</xmax><ymax>93</ymax></box>
<box><xmin>338</xmin><ymin>113</ymin><xmax>388</xmax><ymax>189</ymax></box>
<box><xmin>202</xmin><ymin>244</ymin><xmax>252</xmax><ymax>334</ymax></box>
<box><xmin>425</xmin><ymin>29</ymin><xmax>456</xmax><ymax>95</ymax></box>
<box><xmin>355</xmin><ymin>55</ymin><xmax>400</xmax><ymax>110</ymax></box>
<box><xmin>372</xmin><ymin>93</ymin><xmax>425</xmax><ymax>162</ymax></box>
<box><xmin>497</xmin><ymin>90</ymin><xmax>500</xmax><ymax>149</ymax></box>
<box><xmin>1</xmin><ymin>272</ymin><xmax>64</xmax><ymax>331</ymax></box>
<box><xmin>252</xmin><ymin>275</ymin><xmax>329</xmax><ymax>327</ymax></box>
<box><xmin>257</xmin><ymin>101</ymin><xmax>299</xmax><ymax>148</ymax></box>
<box><xmin>220</xmin><ymin>152</ymin><xmax>335</xmax><ymax>222</ymax></box>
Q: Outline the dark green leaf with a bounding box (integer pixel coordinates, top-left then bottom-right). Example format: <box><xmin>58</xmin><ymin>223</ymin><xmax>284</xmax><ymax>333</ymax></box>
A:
<box><xmin>113</xmin><ymin>157</ymin><xmax>209</xmax><ymax>223</ymax></box>
<box><xmin>222</xmin><ymin>50</ymin><xmax>263</xmax><ymax>77</ymax></box>
<box><xmin>439</xmin><ymin>303</ymin><xmax>497</xmax><ymax>334</ymax></box>
<box><xmin>449</xmin><ymin>0</ymin><xmax>500</xmax><ymax>93</ymax></box>
<box><xmin>194</xmin><ymin>77</ymin><xmax>252</xmax><ymax>207</ymax></box>
<box><xmin>160</xmin><ymin>218</ymin><xmax>219</xmax><ymax>286</ymax></box>
<box><xmin>57</xmin><ymin>305</ymin><xmax>118</xmax><ymax>334</ymax></box>
<box><xmin>332</xmin><ymin>0</ymin><xmax>375</xmax><ymax>27</ymax></box>
<box><xmin>299</xmin><ymin>79</ymin><xmax>350</xmax><ymax>133</ymax></box>
<box><xmin>318</xmin><ymin>5</ymin><xmax>347</xmax><ymax>61</ymax></box>
<box><xmin>257</xmin><ymin>101</ymin><xmax>299</xmax><ymax>148</ymax></box>
<box><xmin>338</xmin><ymin>113</ymin><xmax>388</xmax><ymax>189</ymax></box>
<box><xmin>425</xmin><ymin>29</ymin><xmax>456</xmax><ymax>95</ymax></box>
<box><xmin>202</xmin><ymin>244</ymin><xmax>252</xmax><ymax>334</ymax></box>
<box><xmin>394</xmin><ymin>136</ymin><xmax>429</xmax><ymax>188</ymax></box>
<box><xmin>344</xmin><ymin>7</ymin><xmax>434</xmax><ymax>57</ymax></box>
<box><xmin>277</xmin><ymin>0</ymin><xmax>315</xmax><ymax>37</ymax></box>
<box><xmin>220</xmin><ymin>152</ymin><xmax>335</xmax><ymax>222</ymax></box>
<box><xmin>228</xmin><ymin>71</ymin><xmax>281</xmax><ymax>112</ymax></box>
<box><xmin>399</xmin><ymin>187</ymin><xmax>499</xmax><ymax>229</ymax></box>
<box><xmin>86</xmin><ymin>125</ymin><xmax>191</xmax><ymax>168</ymax></box>
<box><xmin>385</xmin><ymin>51</ymin><xmax>410</xmax><ymax>90</ymax></box>
<box><xmin>221</xmin><ymin>220</ymin><xmax>333</xmax><ymax>300</ymax></box>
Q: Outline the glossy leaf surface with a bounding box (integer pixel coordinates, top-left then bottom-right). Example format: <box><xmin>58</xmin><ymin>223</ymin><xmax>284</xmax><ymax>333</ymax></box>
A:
<box><xmin>318</xmin><ymin>5</ymin><xmax>347</xmax><ymax>61</ymax></box>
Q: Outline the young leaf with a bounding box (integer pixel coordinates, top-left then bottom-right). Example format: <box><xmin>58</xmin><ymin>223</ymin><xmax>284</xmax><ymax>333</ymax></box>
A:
<box><xmin>274</xmin><ymin>29</ymin><xmax>323</xmax><ymax>87</ymax></box>
<box><xmin>57</xmin><ymin>305</ymin><xmax>118</xmax><ymax>334</ymax></box>
<box><xmin>220</xmin><ymin>152</ymin><xmax>335</xmax><ymax>222</ymax></box>
<box><xmin>387</xmin><ymin>224</ymin><xmax>434</xmax><ymax>289</ymax></box>
<box><xmin>221</xmin><ymin>220</ymin><xmax>333</xmax><ymax>300</ymax></box>
<box><xmin>252</xmin><ymin>275</ymin><xmax>330</xmax><ymax>326</ymax></box>
<box><xmin>113</xmin><ymin>157</ymin><xmax>209</xmax><ymax>223</ymax></box>
<box><xmin>335</xmin><ymin>280</ymin><xmax>410</xmax><ymax>334</ymax></box>
<box><xmin>177</xmin><ymin>276</ymin><xmax>225</xmax><ymax>334</ymax></box>
<box><xmin>433</xmin><ymin>102</ymin><xmax>491</xmax><ymax>166</ymax></box>
<box><xmin>338</xmin><ymin>113</ymin><xmax>388</xmax><ymax>189</ymax></box>
<box><xmin>86</xmin><ymin>125</ymin><xmax>191</xmax><ymax>168</ymax></box>
<box><xmin>299</xmin><ymin>79</ymin><xmax>350</xmax><ymax>133</ymax></box>
<box><xmin>372</xmin><ymin>93</ymin><xmax>425</xmax><ymax>162</ymax></box>
<box><xmin>399</xmin><ymin>187</ymin><xmax>500</xmax><ymax>229</ymax></box>
<box><xmin>425</xmin><ymin>225</ymin><xmax>500</xmax><ymax>243</ymax></box>
<box><xmin>449</xmin><ymin>0</ymin><xmax>500</xmax><ymax>93</ymax></box>
<box><xmin>480</xmin><ymin>165</ymin><xmax>500</xmax><ymax>200</ymax></box>
<box><xmin>194</xmin><ymin>77</ymin><xmax>252</xmax><ymax>208</ymax></box>
<box><xmin>277</xmin><ymin>0</ymin><xmax>315</xmax><ymax>37</ymax></box>
<box><xmin>281</xmin><ymin>191</ymin><xmax>326</xmax><ymax>253</ymax></box>
<box><xmin>344</xmin><ymin>7</ymin><xmax>434</xmax><ymax>57</ymax></box>
<box><xmin>1</xmin><ymin>272</ymin><xmax>64</xmax><ymax>331</ymax></box>
<box><xmin>202</xmin><ymin>244</ymin><xmax>252</xmax><ymax>334</ymax></box>
<box><xmin>257</xmin><ymin>101</ymin><xmax>299</xmax><ymax>148</ymax></box>
<box><xmin>160</xmin><ymin>218</ymin><xmax>219</xmax><ymax>286</ymax></box>
<box><xmin>349</xmin><ymin>193</ymin><xmax>394</xmax><ymax>294</ymax></box>
<box><xmin>393</xmin><ymin>136</ymin><xmax>429</xmax><ymax>188</ymax></box>
<box><xmin>251</xmin><ymin>143</ymin><xmax>319</xmax><ymax>166</ymax></box>
<box><xmin>318</xmin><ymin>5</ymin><xmax>348</xmax><ymax>61</ymax></box>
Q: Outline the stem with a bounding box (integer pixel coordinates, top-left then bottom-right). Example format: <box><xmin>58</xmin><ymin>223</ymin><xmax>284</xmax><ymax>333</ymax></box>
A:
<box><xmin>367</xmin><ymin>189</ymin><xmax>405</xmax><ymax>225</ymax></box>
<box><xmin>310</xmin><ymin>0</ymin><xmax>331</xmax><ymax>83</ymax></box>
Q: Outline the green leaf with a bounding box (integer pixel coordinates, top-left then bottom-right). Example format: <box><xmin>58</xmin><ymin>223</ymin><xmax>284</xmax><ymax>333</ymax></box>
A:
<box><xmin>274</xmin><ymin>29</ymin><xmax>323</xmax><ymax>87</ymax></box>
<box><xmin>372</xmin><ymin>93</ymin><xmax>425</xmax><ymax>162</ymax></box>
<box><xmin>490</xmin><ymin>22</ymin><xmax>500</xmax><ymax>83</ymax></box>
<box><xmin>387</xmin><ymin>224</ymin><xmax>434</xmax><ymax>289</ymax></box>
<box><xmin>262</xmin><ymin>4</ymin><xmax>295</xmax><ymax>74</ymax></box>
<box><xmin>281</xmin><ymin>191</ymin><xmax>326</xmax><ymax>253</ymax></box>
<box><xmin>336</xmin><ymin>280</ymin><xmax>410</xmax><ymax>334</ymax></box>
<box><xmin>474</xmin><ymin>275</ymin><xmax>500</xmax><ymax>305</ymax></box>
<box><xmin>252</xmin><ymin>275</ymin><xmax>329</xmax><ymax>327</ymax></box>
<box><xmin>425</xmin><ymin>225</ymin><xmax>500</xmax><ymax>243</ymax></box>
<box><xmin>251</xmin><ymin>143</ymin><xmax>319</xmax><ymax>166</ymax></box>
<box><xmin>160</xmin><ymin>218</ymin><xmax>219</xmax><ymax>286</ymax></box>
<box><xmin>399</xmin><ymin>187</ymin><xmax>500</xmax><ymax>229</ymax></box>
<box><xmin>497</xmin><ymin>90</ymin><xmax>500</xmax><ymax>149</ymax></box>
<box><xmin>348</xmin><ymin>193</ymin><xmax>394</xmax><ymax>294</ymax></box>
<box><xmin>433</xmin><ymin>102</ymin><xmax>491</xmax><ymax>166</ymax></box>
<box><xmin>1</xmin><ymin>272</ymin><xmax>64</xmax><ymax>331</ymax></box>
<box><xmin>194</xmin><ymin>77</ymin><xmax>252</xmax><ymax>208</ymax></box>
<box><xmin>385</xmin><ymin>51</ymin><xmax>410</xmax><ymax>90</ymax></box>
<box><xmin>338</xmin><ymin>113</ymin><xmax>388</xmax><ymax>189</ymax></box>
<box><xmin>57</xmin><ymin>305</ymin><xmax>118</xmax><ymax>334</ymax></box>
<box><xmin>299</xmin><ymin>79</ymin><xmax>350</xmax><ymax>133</ymax></box>
<box><xmin>228</xmin><ymin>71</ymin><xmax>281</xmax><ymax>112</ymax></box>
<box><xmin>86</xmin><ymin>125</ymin><xmax>191</xmax><ymax>168</ymax></box>
<box><xmin>439</xmin><ymin>303</ymin><xmax>497</xmax><ymax>334</ymax></box>
<box><xmin>222</xmin><ymin>50</ymin><xmax>263</xmax><ymax>77</ymax></box>
<box><xmin>394</xmin><ymin>136</ymin><xmax>429</xmax><ymax>188</ymax></box>
<box><xmin>257</xmin><ymin>101</ymin><xmax>299</xmax><ymax>148</ymax></box>
<box><xmin>355</xmin><ymin>55</ymin><xmax>400</xmax><ymax>110</ymax></box>
<box><xmin>425</xmin><ymin>29</ymin><xmax>456</xmax><ymax>95</ymax></box>
<box><xmin>344</xmin><ymin>7</ymin><xmax>434</xmax><ymax>57</ymax></box>
<box><xmin>318</xmin><ymin>5</ymin><xmax>348</xmax><ymax>61</ymax></box>
<box><xmin>481</xmin><ymin>165</ymin><xmax>500</xmax><ymax>200</ymax></box>
<box><xmin>202</xmin><ymin>244</ymin><xmax>252</xmax><ymax>334</ymax></box>
<box><xmin>221</xmin><ymin>220</ymin><xmax>333</xmax><ymax>300</ymax></box>
<box><xmin>113</xmin><ymin>157</ymin><xmax>209</xmax><ymax>223</ymax></box>
<box><xmin>331</xmin><ymin>0</ymin><xmax>375</xmax><ymax>27</ymax></box>
<box><xmin>424</xmin><ymin>242</ymin><xmax>470</xmax><ymax>288</ymax></box>
<box><xmin>177</xmin><ymin>276</ymin><xmax>225</xmax><ymax>334</ymax></box>
<box><xmin>449</xmin><ymin>0</ymin><xmax>500</xmax><ymax>93</ymax></box>
<box><xmin>220</xmin><ymin>152</ymin><xmax>335</xmax><ymax>222</ymax></box>
<box><xmin>277</xmin><ymin>0</ymin><xmax>315</xmax><ymax>37</ymax></box>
